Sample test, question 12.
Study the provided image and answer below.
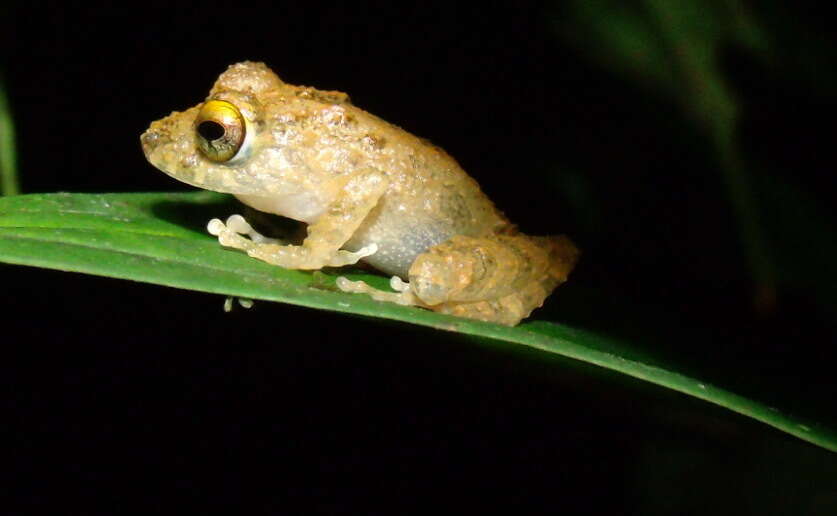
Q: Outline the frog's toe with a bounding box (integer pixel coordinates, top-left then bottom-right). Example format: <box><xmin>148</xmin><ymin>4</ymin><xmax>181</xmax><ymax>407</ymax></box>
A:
<box><xmin>353</xmin><ymin>243</ymin><xmax>379</xmax><ymax>259</ymax></box>
<box><xmin>207</xmin><ymin>217</ymin><xmax>254</xmax><ymax>250</ymax></box>
<box><xmin>224</xmin><ymin>214</ymin><xmax>252</xmax><ymax>233</ymax></box>
<box><xmin>389</xmin><ymin>276</ymin><xmax>411</xmax><ymax>292</ymax></box>
<box><xmin>207</xmin><ymin>217</ymin><xmax>227</xmax><ymax>237</ymax></box>
<box><xmin>209</xmin><ymin>214</ymin><xmax>284</xmax><ymax>245</ymax></box>
<box><xmin>326</xmin><ymin>243</ymin><xmax>378</xmax><ymax>267</ymax></box>
<box><xmin>336</xmin><ymin>276</ymin><xmax>419</xmax><ymax>306</ymax></box>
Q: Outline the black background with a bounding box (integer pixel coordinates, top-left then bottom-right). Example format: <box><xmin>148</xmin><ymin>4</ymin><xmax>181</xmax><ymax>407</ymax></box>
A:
<box><xmin>3</xmin><ymin>3</ymin><xmax>836</xmax><ymax>513</ymax></box>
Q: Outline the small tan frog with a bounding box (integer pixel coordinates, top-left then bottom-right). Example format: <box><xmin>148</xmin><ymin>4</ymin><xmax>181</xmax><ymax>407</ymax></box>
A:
<box><xmin>141</xmin><ymin>62</ymin><xmax>577</xmax><ymax>325</ymax></box>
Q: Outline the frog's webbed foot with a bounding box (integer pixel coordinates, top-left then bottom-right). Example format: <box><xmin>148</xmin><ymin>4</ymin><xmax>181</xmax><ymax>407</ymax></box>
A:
<box><xmin>335</xmin><ymin>275</ymin><xmax>533</xmax><ymax>326</ymax></box>
<box><xmin>209</xmin><ymin>214</ymin><xmax>285</xmax><ymax>244</ymax></box>
<box><xmin>335</xmin><ymin>276</ymin><xmax>425</xmax><ymax>307</ymax></box>
<box><xmin>207</xmin><ymin>215</ymin><xmax>378</xmax><ymax>268</ymax></box>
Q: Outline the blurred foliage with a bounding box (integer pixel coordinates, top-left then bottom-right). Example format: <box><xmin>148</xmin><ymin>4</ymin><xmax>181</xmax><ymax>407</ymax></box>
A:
<box><xmin>0</xmin><ymin>72</ymin><xmax>19</xmax><ymax>196</ymax></box>
<box><xmin>553</xmin><ymin>0</ymin><xmax>837</xmax><ymax>317</ymax></box>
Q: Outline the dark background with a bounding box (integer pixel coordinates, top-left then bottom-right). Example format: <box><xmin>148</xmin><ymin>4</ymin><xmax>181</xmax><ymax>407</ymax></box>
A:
<box><xmin>2</xmin><ymin>2</ymin><xmax>836</xmax><ymax>513</ymax></box>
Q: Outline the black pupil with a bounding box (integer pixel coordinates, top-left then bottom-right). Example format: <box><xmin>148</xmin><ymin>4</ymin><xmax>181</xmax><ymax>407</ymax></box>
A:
<box><xmin>198</xmin><ymin>121</ymin><xmax>226</xmax><ymax>141</ymax></box>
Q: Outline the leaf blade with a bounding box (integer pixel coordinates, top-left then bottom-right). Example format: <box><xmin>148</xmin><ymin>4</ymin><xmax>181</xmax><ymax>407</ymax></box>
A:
<box><xmin>1</xmin><ymin>191</ymin><xmax>835</xmax><ymax>452</ymax></box>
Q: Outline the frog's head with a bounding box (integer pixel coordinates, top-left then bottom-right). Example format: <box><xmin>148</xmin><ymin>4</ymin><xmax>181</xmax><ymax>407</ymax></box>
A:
<box><xmin>142</xmin><ymin>61</ymin><xmax>365</xmax><ymax>221</ymax></box>
<box><xmin>141</xmin><ymin>62</ymin><xmax>287</xmax><ymax>196</ymax></box>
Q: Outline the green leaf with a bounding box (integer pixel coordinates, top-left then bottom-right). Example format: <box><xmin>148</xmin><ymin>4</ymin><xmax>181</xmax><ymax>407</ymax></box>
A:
<box><xmin>1</xmin><ymin>191</ymin><xmax>835</xmax><ymax>452</ymax></box>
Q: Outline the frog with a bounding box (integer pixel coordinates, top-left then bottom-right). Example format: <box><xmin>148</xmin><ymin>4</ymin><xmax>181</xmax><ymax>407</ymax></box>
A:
<box><xmin>140</xmin><ymin>61</ymin><xmax>578</xmax><ymax>326</ymax></box>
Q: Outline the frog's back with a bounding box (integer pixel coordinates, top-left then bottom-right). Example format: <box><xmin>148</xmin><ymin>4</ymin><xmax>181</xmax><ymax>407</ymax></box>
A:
<box><xmin>232</xmin><ymin>65</ymin><xmax>512</xmax><ymax>278</ymax></box>
<box><xmin>342</xmin><ymin>108</ymin><xmax>512</xmax><ymax>277</ymax></box>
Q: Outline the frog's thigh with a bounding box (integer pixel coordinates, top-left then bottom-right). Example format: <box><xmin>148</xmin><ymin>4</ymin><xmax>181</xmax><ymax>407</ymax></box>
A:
<box><xmin>407</xmin><ymin>234</ymin><xmax>576</xmax><ymax>325</ymax></box>
<box><xmin>431</xmin><ymin>280</ymin><xmax>552</xmax><ymax>326</ymax></box>
<box><xmin>337</xmin><ymin>234</ymin><xmax>575</xmax><ymax>325</ymax></box>
<box><xmin>407</xmin><ymin>234</ymin><xmax>549</xmax><ymax>303</ymax></box>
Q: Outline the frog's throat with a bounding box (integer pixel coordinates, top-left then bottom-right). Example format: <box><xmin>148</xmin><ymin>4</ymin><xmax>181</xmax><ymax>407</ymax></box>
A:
<box><xmin>159</xmin><ymin>166</ymin><xmax>267</xmax><ymax>197</ymax></box>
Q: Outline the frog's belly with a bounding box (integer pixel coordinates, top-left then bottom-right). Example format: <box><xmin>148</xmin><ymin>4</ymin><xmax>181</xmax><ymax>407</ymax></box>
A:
<box><xmin>343</xmin><ymin>202</ymin><xmax>502</xmax><ymax>279</ymax></box>
<box><xmin>344</xmin><ymin>217</ymin><xmax>455</xmax><ymax>279</ymax></box>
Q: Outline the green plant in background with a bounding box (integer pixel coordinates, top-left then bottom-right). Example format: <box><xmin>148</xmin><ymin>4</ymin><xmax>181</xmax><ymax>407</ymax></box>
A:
<box><xmin>556</xmin><ymin>0</ymin><xmax>837</xmax><ymax>317</ymax></box>
<box><xmin>557</xmin><ymin>0</ymin><xmax>774</xmax><ymax>308</ymax></box>
<box><xmin>0</xmin><ymin>74</ymin><xmax>20</xmax><ymax>197</ymax></box>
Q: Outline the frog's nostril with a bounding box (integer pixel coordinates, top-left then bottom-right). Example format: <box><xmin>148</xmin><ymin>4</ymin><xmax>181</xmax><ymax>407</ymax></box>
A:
<box><xmin>140</xmin><ymin>131</ymin><xmax>158</xmax><ymax>155</ymax></box>
<box><xmin>140</xmin><ymin>129</ymin><xmax>171</xmax><ymax>158</ymax></box>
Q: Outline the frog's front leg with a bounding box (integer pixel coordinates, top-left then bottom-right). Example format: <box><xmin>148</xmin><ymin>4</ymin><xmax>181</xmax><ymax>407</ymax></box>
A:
<box><xmin>338</xmin><ymin>233</ymin><xmax>579</xmax><ymax>325</ymax></box>
<box><xmin>208</xmin><ymin>169</ymin><xmax>388</xmax><ymax>269</ymax></box>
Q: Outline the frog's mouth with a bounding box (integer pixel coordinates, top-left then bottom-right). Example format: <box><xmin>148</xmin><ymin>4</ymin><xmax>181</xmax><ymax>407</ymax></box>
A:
<box><xmin>140</xmin><ymin>115</ymin><xmax>266</xmax><ymax>197</ymax></box>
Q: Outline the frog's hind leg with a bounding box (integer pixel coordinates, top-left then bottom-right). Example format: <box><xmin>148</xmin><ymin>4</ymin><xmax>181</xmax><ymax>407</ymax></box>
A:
<box><xmin>407</xmin><ymin>233</ymin><xmax>578</xmax><ymax>325</ymax></box>
<box><xmin>337</xmin><ymin>233</ymin><xmax>578</xmax><ymax>325</ymax></box>
<box><xmin>337</xmin><ymin>274</ymin><xmax>546</xmax><ymax>326</ymax></box>
<box><xmin>335</xmin><ymin>276</ymin><xmax>429</xmax><ymax>308</ymax></box>
<box><xmin>431</xmin><ymin>279</ymin><xmax>557</xmax><ymax>326</ymax></box>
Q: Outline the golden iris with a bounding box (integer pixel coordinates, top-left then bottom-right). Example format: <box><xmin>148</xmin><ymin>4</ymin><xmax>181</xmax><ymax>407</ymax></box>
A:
<box><xmin>194</xmin><ymin>100</ymin><xmax>246</xmax><ymax>162</ymax></box>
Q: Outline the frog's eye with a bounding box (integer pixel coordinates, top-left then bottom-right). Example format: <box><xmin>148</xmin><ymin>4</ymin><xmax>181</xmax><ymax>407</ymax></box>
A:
<box><xmin>194</xmin><ymin>100</ymin><xmax>247</xmax><ymax>162</ymax></box>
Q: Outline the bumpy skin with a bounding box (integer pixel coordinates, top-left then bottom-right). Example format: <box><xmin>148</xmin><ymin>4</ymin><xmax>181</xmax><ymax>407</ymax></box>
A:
<box><xmin>141</xmin><ymin>61</ymin><xmax>578</xmax><ymax>325</ymax></box>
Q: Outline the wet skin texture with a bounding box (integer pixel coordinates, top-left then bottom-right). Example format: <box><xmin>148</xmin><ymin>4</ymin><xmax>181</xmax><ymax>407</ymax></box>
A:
<box><xmin>141</xmin><ymin>62</ymin><xmax>578</xmax><ymax>325</ymax></box>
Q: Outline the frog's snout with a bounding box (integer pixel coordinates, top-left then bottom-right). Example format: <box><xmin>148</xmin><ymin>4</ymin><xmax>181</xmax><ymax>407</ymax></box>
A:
<box><xmin>140</xmin><ymin>127</ymin><xmax>165</xmax><ymax>160</ymax></box>
<box><xmin>140</xmin><ymin>125</ymin><xmax>185</xmax><ymax>178</ymax></box>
